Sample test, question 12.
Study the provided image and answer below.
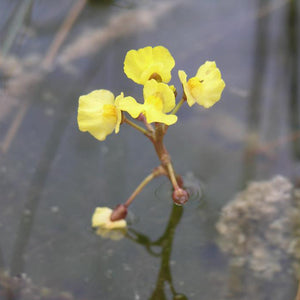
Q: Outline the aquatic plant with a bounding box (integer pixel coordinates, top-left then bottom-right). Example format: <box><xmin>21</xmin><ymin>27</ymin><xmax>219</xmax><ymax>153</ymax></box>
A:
<box><xmin>77</xmin><ymin>45</ymin><xmax>225</xmax><ymax>235</ymax></box>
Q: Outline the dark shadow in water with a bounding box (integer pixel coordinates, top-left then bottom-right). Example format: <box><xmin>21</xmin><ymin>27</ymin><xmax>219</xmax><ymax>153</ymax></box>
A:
<box><xmin>127</xmin><ymin>205</ymin><xmax>188</xmax><ymax>300</ymax></box>
<box><xmin>287</xmin><ymin>0</ymin><xmax>300</xmax><ymax>298</ymax></box>
<box><xmin>9</xmin><ymin>80</ymin><xmax>71</xmax><ymax>276</ymax></box>
<box><xmin>233</xmin><ymin>0</ymin><xmax>270</xmax><ymax>298</ymax></box>
<box><xmin>235</xmin><ymin>1</ymin><xmax>300</xmax><ymax>297</ymax></box>
<box><xmin>88</xmin><ymin>0</ymin><xmax>136</xmax><ymax>9</ymax></box>
<box><xmin>88</xmin><ymin>0</ymin><xmax>115</xmax><ymax>6</ymax></box>
<box><xmin>287</xmin><ymin>0</ymin><xmax>300</xmax><ymax>161</ymax></box>
<box><xmin>0</xmin><ymin>245</ymin><xmax>4</xmax><ymax>270</ymax></box>
<box><xmin>9</xmin><ymin>47</ymin><xmax>115</xmax><ymax>277</ymax></box>
<box><xmin>0</xmin><ymin>0</ymin><xmax>35</xmax><ymax>57</ymax></box>
<box><xmin>242</xmin><ymin>0</ymin><xmax>270</xmax><ymax>184</ymax></box>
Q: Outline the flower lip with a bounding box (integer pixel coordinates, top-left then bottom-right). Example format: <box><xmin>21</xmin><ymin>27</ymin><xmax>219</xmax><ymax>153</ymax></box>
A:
<box><xmin>143</xmin><ymin>79</ymin><xmax>175</xmax><ymax>113</ymax></box>
<box><xmin>116</xmin><ymin>80</ymin><xmax>178</xmax><ymax>126</ymax></box>
<box><xmin>142</xmin><ymin>80</ymin><xmax>177</xmax><ymax>125</ymax></box>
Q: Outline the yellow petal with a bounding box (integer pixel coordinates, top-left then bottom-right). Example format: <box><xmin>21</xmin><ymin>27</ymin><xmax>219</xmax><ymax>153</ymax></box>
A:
<box><xmin>196</xmin><ymin>61</ymin><xmax>219</xmax><ymax>80</ymax></box>
<box><xmin>169</xmin><ymin>85</ymin><xmax>177</xmax><ymax>95</ymax></box>
<box><xmin>77</xmin><ymin>90</ymin><xmax>121</xmax><ymax>141</ymax></box>
<box><xmin>178</xmin><ymin>70</ymin><xmax>187</xmax><ymax>84</ymax></box>
<box><xmin>178</xmin><ymin>70</ymin><xmax>196</xmax><ymax>107</ymax></box>
<box><xmin>124</xmin><ymin>46</ymin><xmax>175</xmax><ymax>85</ymax></box>
<box><xmin>194</xmin><ymin>61</ymin><xmax>225</xmax><ymax>108</ymax></box>
<box><xmin>143</xmin><ymin>80</ymin><xmax>175</xmax><ymax>113</ymax></box>
<box><xmin>78</xmin><ymin>90</ymin><xmax>115</xmax><ymax>140</ymax></box>
<box><xmin>144</xmin><ymin>107</ymin><xmax>178</xmax><ymax>125</ymax></box>
<box><xmin>115</xmin><ymin>107</ymin><xmax>122</xmax><ymax>134</ymax></box>
<box><xmin>92</xmin><ymin>207</ymin><xmax>111</xmax><ymax>227</ymax></box>
<box><xmin>115</xmin><ymin>93</ymin><xmax>143</xmax><ymax>118</ymax></box>
<box><xmin>144</xmin><ymin>95</ymin><xmax>163</xmax><ymax>112</ymax></box>
<box><xmin>179</xmin><ymin>62</ymin><xmax>225</xmax><ymax>108</ymax></box>
<box><xmin>92</xmin><ymin>207</ymin><xmax>127</xmax><ymax>229</ymax></box>
<box><xmin>141</xmin><ymin>80</ymin><xmax>177</xmax><ymax>125</ymax></box>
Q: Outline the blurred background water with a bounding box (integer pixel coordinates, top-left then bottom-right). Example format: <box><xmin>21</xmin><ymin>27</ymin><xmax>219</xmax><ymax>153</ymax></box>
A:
<box><xmin>0</xmin><ymin>0</ymin><xmax>299</xmax><ymax>299</ymax></box>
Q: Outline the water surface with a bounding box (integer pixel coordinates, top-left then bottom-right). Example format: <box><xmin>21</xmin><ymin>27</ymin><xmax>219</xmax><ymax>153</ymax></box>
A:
<box><xmin>0</xmin><ymin>0</ymin><xmax>299</xmax><ymax>299</ymax></box>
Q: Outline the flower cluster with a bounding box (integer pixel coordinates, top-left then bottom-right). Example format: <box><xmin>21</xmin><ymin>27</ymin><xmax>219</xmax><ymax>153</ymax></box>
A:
<box><xmin>77</xmin><ymin>46</ymin><xmax>225</xmax><ymax>238</ymax></box>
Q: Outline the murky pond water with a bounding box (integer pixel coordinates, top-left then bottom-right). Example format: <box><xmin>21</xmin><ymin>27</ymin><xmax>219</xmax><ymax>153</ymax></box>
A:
<box><xmin>0</xmin><ymin>0</ymin><xmax>299</xmax><ymax>299</ymax></box>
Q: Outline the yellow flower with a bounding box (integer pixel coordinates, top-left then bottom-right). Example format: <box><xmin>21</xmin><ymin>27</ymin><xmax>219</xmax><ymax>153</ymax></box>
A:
<box><xmin>92</xmin><ymin>207</ymin><xmax>127</xmax><ymax>229</ymax></box>
<box><xmin>178</xmin><ymin>61</ymin><xmax>225</xmax><ymax>108</ymax></box>
<box><xmin>117</xmin><ymin>80</ymin><xmax>177</xmax><ymax>125</ymax></box>
<box><xmin>78</xmin><ymin>90</ymin><xmax>122</xmax><ymax>141</ymax></box>
<box><xmin>124</xmin><ymin>46</ymin><xmax>175</xmax><ymax>85</ymax></box>
<box><xmin>92</xmin><ymin>207</ymin><xmax>127</xmax><ymax>240</ymax></box>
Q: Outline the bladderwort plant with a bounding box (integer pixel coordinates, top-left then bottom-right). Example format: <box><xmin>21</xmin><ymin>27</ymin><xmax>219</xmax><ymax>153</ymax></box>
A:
<box><xmin>77</xmin><ymin>46</ymin><xmax>225</xmax><ymax>238</ymax></box>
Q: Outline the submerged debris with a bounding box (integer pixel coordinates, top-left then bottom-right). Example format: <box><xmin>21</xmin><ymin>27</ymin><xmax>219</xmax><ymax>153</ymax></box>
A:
<box><xmin>216</xmin><ymin>176</ymin><xmax>300</xmax><ymax>279</ymax></box>
<box><xmin>0</xmin><ymin>270</ymin><xmax>74</xmax><ymax>300</ymax></box>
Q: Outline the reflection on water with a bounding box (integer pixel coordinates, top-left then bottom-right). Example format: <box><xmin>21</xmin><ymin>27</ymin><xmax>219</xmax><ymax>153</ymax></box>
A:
<box><xmin>242</xmin><ymin>0</ymin><xmax>270</xmax><ymax>182</ymax></box>
<box><xmin>0</xmin><ymin>204</ymin><xmax>185</xmax><ymax>299</ymax></box>
<box><xmin>242</xmin><ymin>0</ymin><xmax>300</xmax><ymax>185</ymax></box>
<box><xmin>287</xmin><ymin>0</ymin><xmax>300</xmax><ymax>161</ymax></box>
<box><xmin>0</xmin><ymin>0</ymin><xmax>299</xmax><ymax>299</ymax></box>
<box><xmin>128</xmin><ymin>205</ymin><xmax>186</xmax><ymax>299</ymax></box>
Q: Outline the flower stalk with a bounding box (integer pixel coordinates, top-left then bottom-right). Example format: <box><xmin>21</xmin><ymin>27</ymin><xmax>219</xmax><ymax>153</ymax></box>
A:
<box><xmin>123</xmin><ymin>115</ymin><xmax>151</xmax><ymax>137</ymax></box>
<box><xmin>118</xmin><ymin>117</ymin><xmax>187</xmax><ymax>209</ymax></box>
<box><xmin>171</xmin><ymin>95</ymin><xmax>186</xmax><ymax>115</ymax></box>
<box><xmin>124</xmin><ymin>165</ymin><xmax>167</xmax><ymax>208</ymax></box>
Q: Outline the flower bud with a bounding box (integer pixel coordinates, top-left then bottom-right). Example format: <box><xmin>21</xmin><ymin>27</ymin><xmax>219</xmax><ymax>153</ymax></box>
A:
<box><xmin>172</xmin><ymin>188</ymin><xmax>189</xmax><ymax>206</ymax></box>
<box><xmin>110</xmin><ymin>204</ymin><xmax>127</xmax><ymax>221</ymax></box>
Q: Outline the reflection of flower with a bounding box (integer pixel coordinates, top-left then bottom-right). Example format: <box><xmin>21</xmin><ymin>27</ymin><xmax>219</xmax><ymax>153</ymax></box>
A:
<box><xmin>124</xmin><ymin>46</ymin><xmax>175</xmax><ymax>85</ymax></box>
<box><xmin>178</xmin><ymin>61</ymin><xmax>225</xmax><ymax>108</ymax></box>
<box><xmin>95</xmin><ymin>227</ymin><xmax>127</xmax><ymax>240</ymax></box>
<box><xmin>92</xmin><ymin>207</ymin><xmax>127</xmax><ymax>240</ymax></box>
<box><xmin>78</xmin><ymin>90</ymin><xmax>122</xmax><ymax>141</ymax></box>
<box><xmin>117</xmin><ymin>80</ymin><xmax>177</xmax><ymax>125</ymax></box>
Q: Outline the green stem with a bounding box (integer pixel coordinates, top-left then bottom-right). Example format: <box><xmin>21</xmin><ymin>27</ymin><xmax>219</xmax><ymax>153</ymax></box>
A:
<box><xmin>171</xmin><ymin>96</ymin><xmax>186</xmax><ymax>115</ymax></box>
<box><xmin>123</xmin><ymin>116</ymin><xmax>149</xmax><ymax>136</ymax></box>
<box><xmin>124</xmin><ymin>166</ymin><xmax>166</xmax><ymax>207</ymax></box>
